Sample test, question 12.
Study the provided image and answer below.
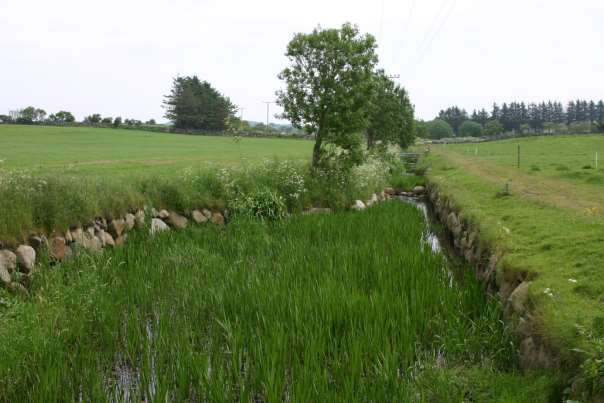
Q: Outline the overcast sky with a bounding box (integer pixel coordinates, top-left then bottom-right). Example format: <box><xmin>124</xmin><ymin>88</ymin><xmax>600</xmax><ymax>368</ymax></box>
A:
<box><xmin>2</xmin><ymin>0</ymin><xmax>603</xmax><ymax>124</ymax></box>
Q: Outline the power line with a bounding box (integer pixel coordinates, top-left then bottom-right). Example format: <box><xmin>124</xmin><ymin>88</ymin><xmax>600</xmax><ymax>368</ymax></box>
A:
<box><xmin>415</xmin><ymin>0</ymin><xmax>450</xmax><ymax>56</ymax></box>
<box><xmin>417</xmin><ymin>0</ymin><xmax>457</xmax><ymax>64</ymax></box>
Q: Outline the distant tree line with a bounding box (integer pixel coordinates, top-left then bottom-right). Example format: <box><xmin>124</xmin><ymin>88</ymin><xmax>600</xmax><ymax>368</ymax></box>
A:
<box><xmin>0</xmin><ymin>106</ymin><xmax>157</xmax><ymax>129</ymax></box>
<box><xmin>417</xmin><ymin>99</ymin><xmax>604</xmax><ymax>139</ymax></box>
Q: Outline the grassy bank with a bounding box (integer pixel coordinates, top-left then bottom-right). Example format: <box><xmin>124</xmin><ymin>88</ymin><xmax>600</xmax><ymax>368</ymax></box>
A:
<box><xmin>426</xmin><ymin>135</ymin><xmax>604</xmax><ymax>398</ymax></box>
<box><xmin>0</xmin><ymin>202</ymin><xmax>557</xmax><ymax>401</ymax></box>
<box><xmin>0</xmin><ymin>157</ymin><xmax>391</xmax><ymax>244</ymax></box>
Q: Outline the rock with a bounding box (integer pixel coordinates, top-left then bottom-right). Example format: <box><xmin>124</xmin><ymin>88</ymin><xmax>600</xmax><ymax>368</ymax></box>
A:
<box><xmin>115</xmin><ymin>234</ymin><xmax>127</xmax><ymax>246</ymax></box>
<box><xmin>83</xmin><ymin>233</ymin><xmax>103</xmax><ymax>252</ymax></box>
<box><xmin>135</xmin><ymin>210</ymin><xmax>146</xmax><ymax>228</ymax></box>
<box><xmin>125</xmin><ymin>213</ymin><xmax>136</xmax><ymax>230</ymax></box>
<box><xmin>64</xmin><ymin>229</ymin><xmax>73</xmax><ymax>243</ymax></box>
<box><xmin>446</xmin><ymin>212</ymin><xmax>462</xmax><ymax>237</ymax></box>
<box><xmin>166</xmin><ymin>211</ymin><xmax>188</xmax><ymax>229</ymax></box>
<box><xmin>192</xmin><ymin>210</ymin><xmax>208</xmax><ymax>224</ymax></box>
<box><xmin>351</xmin><ymin>200</ymin><xmax>366</xmax><ymax>211</ymax></box>
<box><xmin>384</xmin><ymin>187</ymin><xmax>395</xmax><ymax>196</ymax></box>
<box><xmin>85</xmin><ymin>226</ymin><xmax>96</xmax><ymax>238</ymax></box>
<box><xmin>507</xmin><ymin>281</ymin><xmax>531</xmax><ymax>315</ymax></box>
<box><xmin>96</xmin><ymin>217</ymin><xmax>108</xmax><ymax>230</ymax></box>
<box><xmin>366</xmin><ymin>193</ymin><xmax>379</xmax><ymax>207</ymax></box>
<box><xmin>28</xmin><ymin>235</ymin><xmax>46</xmax><ymax>251</ymax></box>
<box><xmin>103</xmin><ymin>232</ymin><xmax>116</xmax><ymax>247</ymax></box>
<box><xmin>16</xmin><ymin>245</ymin><xmax>36</xmax><ymax>273</ymax></box>
<box><xmin>151</xmin><ymin>208</ymin><xmax>159</xmax><ymax>218</ymax></box>
<box><xmin>413</xmin><ymin>185</ymin><xmax>426</xmax><ymax>195</ymax></box>
<box><xmin>71</xmin><ymin>227</ymin><xmax>85</xmax><ymax>246</ymax></box>
<box><xmin>108</xmin><ymin>218</ymin><xmax>126</xmax><ymax>238</ymax></box>
<box><xmin>0</xmin><ymin>250</ymin><xmax>17</xmax><ymax>273</ymax></box>
<box><xmin>150</xmin><ymin>218</ymin><xmax>170</xmax><ymax>234</ymax></box>
<box><xmin>202</xmin><ymin>209</ymin><xmax>212</xmax><ymax>219</ymax></box>
<box><xmin>0</xmin><ymin>266</ymin><xmax>10</xmax><ymax>285</ymax></box>
<box><xmin>211</xmin><ymin>212</ymin><xmax>225</xmax><ymax>226</ymax></box>
<box><xmin>95</xmin><ymin>229</ymin><xmax>106</xmax><ymax>247</ymax></box>
<box><xmin>158</xmin><ymin>209</ymin><xmax>170</xmax><ymax>219</ymax></box>
<box><xmin>8</xmin><ymin>282</ymin><xmax>29</xmax><ymax>297</ymax></box>
<box><xmin>49</xmin><ymin>236</ymin><xmax>67</xmax><ymax>260</ymax></box>
<box><xmin>378</xmin><ymin>191</ymin><xmax>386</xmax><ymax>201</ymax></box>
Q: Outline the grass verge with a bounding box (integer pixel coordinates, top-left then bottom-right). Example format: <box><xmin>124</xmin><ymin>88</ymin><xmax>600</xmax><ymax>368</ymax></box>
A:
<box><xmin>426</xmin><ymin>141</ymin><xmax>604</xmax><ymax>399</ymax></box>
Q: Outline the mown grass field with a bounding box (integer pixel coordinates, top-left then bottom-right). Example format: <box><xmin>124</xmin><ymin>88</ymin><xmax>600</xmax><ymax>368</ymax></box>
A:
<box><xmin>0</xmin><ymin>203</ymin><xmax>557</xmax><ymax>402</ymax></box>
<box><xmin>427</xmin><ymin>135</ymin><xmax>604</xmax><ymax>394</ymax></box>
<box><xmin>0</xmin><ymin>124</ymin><xmax>312</xmax><ymax>177</ymax></box>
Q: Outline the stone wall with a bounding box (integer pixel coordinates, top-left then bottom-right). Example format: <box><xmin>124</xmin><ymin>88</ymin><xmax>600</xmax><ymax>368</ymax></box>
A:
<box><xmin>0</xmin><ymin>207</ymin><xmax>226</xmax><ymax>296</ymax></box>
<box><xmin>426</xmin><ymin>182</ymin><xmax>559</xmax><ymax>370</ymax></box>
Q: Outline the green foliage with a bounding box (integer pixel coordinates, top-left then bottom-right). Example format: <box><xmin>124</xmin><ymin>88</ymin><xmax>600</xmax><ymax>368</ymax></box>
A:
<box><xmin>426</xmin><ymin>118</ymin><xmax>454</xmax><ymax>139</ymax></box>
<box><xmin>112</xmin><ymin>116</ymin><xmax>122</xmax><ymax>128</ymax></box>
<box><xmin>163</xmin><ymin>76</ymin><xmax>236</xmax><ymax>131</ymax></box>
<box><xmin>83</xmin><ymin>114</ymin><xmax>102</xmax><ymax>125</ymax></box>
<box><xmin>366</xmin><ymin>70</ymin><xmax>415</xmax><ymax>150</ymax></box>
<box><xmin>0</xmin><ymin>203</ymin><xmax>556</xmax><ymax>401</ymax></box>
<box><xmin>48</xmin><ymin>111</ymin><xmax>75</xmax><ymax>124</ymax></box>
<box><xmin>484</xmin><ymin>119</ymin><xmax>504</xmax><ymax>136</ymax></box>
<box><xmin>573</xmin><ymin>325</ymin><xmax>604</xmax><ymax>399</ymax></box>
<box><xmin>438</xmin><ymin>106</ymin><xmax>468</xmax><ymax>135</ymax></box>
<box><xmin>232</xmin><ymin>188</ymin><xmax>286</xmax><ymax>221</ymax></box>
<box><xmin>415</xmin><ymin>119</ymin><xmax>428</xmax><ymax>138</ymax></box>
<box><xmin>277</xmin><ymin>23</ymin><xmax>378</xmax><ymax>166</ymax></box>
<box><xmin>459</xmin><ymin>120</ymin><xmax>483</xmax><ymax>137</ymax></box>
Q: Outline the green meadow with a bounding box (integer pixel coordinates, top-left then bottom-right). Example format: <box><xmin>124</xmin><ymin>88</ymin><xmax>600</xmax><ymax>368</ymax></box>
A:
<box><xmin>427</xmin><ymin>135</ymin><xmax>604</xmax><ymax>397</ymax></box>
<box><xmin>0</xmin><ymin>124</ymin><xmax>312</xmax><ymax>177</ymax></box>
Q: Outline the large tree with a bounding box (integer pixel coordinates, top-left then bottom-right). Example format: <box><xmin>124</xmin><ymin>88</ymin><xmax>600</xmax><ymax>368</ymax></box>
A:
<box><xmin>365</xmin><ymin>70</ymin><xmax>415</xmax><ymax>150</ymax></box>
<box><xmin>277</xmin><ymin>23</ymin><xmax>378</xmax><ymax>167</ymax></box>
<box><xmin>163</xmin><ymin>76</ymin><xmax>236</xmax><ymax>131</ymax></box>
<box><xmin>426</xmin><ymin>119</ymin><xmax>453</xmax><ymax>139</ymax></box>
<box><xmin>459</xmin><ymin>120</ymin><xmax>483</xmax><ymax>137</ymax></box>
<box><xmin>438</xmin><ymin>106</ymin><xmax>468</xmax><ymax>135</ymax></box>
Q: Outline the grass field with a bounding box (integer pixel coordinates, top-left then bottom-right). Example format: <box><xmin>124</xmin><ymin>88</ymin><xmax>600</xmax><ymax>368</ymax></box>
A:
<box><xmin>0</xmin><ymin>202</ymin><xmax>557</xmax><ymax>402</ymax></box>
<box><xmin>427</xmin><ymin>135</ymin><xmax>604</xmax><ymax>396</ymax></box>
<box><xmin>0</xmin><ymin>125</ymin><xmax>319</xmax><ymax>243</ymax></box>
<box><xmin>0</xmin><ymin>124</ymin><xmax>312</xmax><ymax>177</ymax></box>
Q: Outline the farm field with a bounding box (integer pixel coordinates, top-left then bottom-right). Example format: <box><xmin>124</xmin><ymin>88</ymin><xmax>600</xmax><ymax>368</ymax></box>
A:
<box><xmin>426</xmin><ymin>135</ymin><xmax>604</xmax><ymax>387</ymax></box>
<box><xmin>0</xmin><ymin>125</ymin><xmax>312</xmax><ymax>177</ymax></box>
<box><xmin>0</xmin><ymin>202</ymin><xmax>556</xmax><ymax>402</ymax></box>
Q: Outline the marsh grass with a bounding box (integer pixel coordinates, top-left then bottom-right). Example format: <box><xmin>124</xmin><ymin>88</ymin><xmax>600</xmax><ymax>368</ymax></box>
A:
<box><xmin>0</xmin><ymin>202</ymin><xmax>556</xmax><ymax>401</ymax></box>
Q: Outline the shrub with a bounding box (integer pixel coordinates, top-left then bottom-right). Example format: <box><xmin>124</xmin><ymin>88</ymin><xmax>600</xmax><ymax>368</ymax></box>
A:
<box><xmin>459</xmin><ymin>120</ymin><xmax>483</xmax><ymax>137</ymax></box>
<box><xmin>426</xmin><ymin>119</ymin><xmax>454</xmax><ymax>139</ymax></box>
<box><xmin>231</xmin><ymin>188</ymin><xmax>286</xmax><ymax>221</ymax></box>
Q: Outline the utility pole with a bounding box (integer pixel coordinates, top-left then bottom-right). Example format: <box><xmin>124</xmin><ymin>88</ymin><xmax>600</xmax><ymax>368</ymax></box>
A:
<box><xmin>263</xmin><ymin>101</ymin><xmax>275</xmax><ymax>134</ymax></box>
<box><xmin>239</xmin><ymin>107</ymin><xmax>245</xmax><ymax>131</ymax></box>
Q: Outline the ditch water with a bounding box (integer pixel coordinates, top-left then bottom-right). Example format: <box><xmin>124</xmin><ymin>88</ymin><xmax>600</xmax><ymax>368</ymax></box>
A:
<box><xmin>397</xmin><ymin>195</ymin><xmax>441</xmax><ymax>253</ymax></box>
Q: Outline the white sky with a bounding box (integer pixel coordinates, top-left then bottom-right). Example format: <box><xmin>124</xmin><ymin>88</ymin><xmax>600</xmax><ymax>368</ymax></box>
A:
<box><xmin>2</xmin><ymin>0</ymin><xmax>603</xmax><ymax>123</ymax></box>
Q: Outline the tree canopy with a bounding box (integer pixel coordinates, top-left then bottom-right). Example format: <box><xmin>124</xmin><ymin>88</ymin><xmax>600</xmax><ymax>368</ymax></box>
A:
<box><xmin>459</xmin><ymin>120</ymin><xmax>483</xmax><ymax>137</ymax></box>
<box><xmin>426</xmin><ymin>119</ymin><xmax>454</xmax><ymax>139</ymax></box>
<box><xmin>164</xmin><ymin>76</ymin><xmax>236</xmax><ymax>131</ymax></box>
<box><xmin>277</xmin><ymin>23</ymin><xmax>378</xmax><ymax>167</ymax></box>
<box><xmin>366</xmin><ymin>70</ymin><xmax>415</xmax><ymax>150</ymax></box>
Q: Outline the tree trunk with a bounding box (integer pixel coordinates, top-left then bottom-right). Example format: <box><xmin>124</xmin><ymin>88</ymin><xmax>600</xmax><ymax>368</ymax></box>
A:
<box><xmin>312</xmin><ymin>134</ymin><xmax>322</xmax><ymax>167</ymax></box>
<box><xmin>366</xmin><ymin>130</ymin><xmax>374</xmax><ymax>150</ymax></box>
